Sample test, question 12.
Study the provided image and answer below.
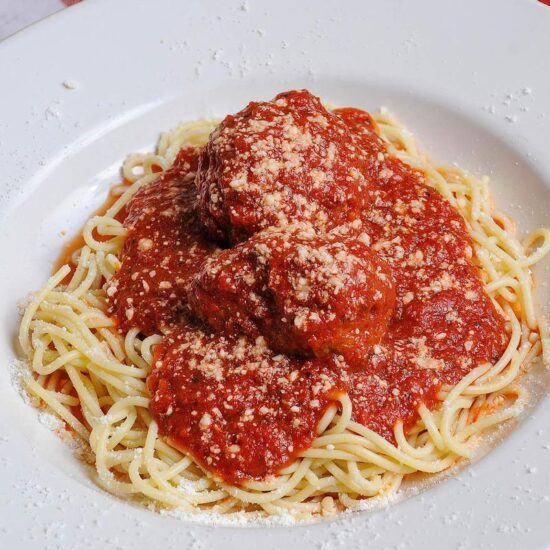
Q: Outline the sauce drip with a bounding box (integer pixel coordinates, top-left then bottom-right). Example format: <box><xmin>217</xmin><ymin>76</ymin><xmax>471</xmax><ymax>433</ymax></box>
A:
<box><xmin>54</xmin><ymin>185</ymin><xmax>128</xmax><ymax>282</ymax></box>
<box><xmin>110</xmin><ymin>91</ymin><xmax>508</xmax><ymax>484</ymax></box>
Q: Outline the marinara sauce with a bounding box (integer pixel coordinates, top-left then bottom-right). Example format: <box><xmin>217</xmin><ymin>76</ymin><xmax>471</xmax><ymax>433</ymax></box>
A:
<box><xmin>108</xmin><ymin>91</ymin><xmax>508</xmax><ymax>484</ymax></box>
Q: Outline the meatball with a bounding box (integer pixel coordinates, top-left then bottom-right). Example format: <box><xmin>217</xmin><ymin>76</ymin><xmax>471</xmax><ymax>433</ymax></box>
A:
<box><xmin>187</xmin><ymin>225</ymin><xmax>396</xmax><ymax>367</ymax></box>
<box><xmin>108</xmin><ymin>147</ymin><xmax>219</xmax><ymax>334</ymax></box>
<box><xmin>196</xmin><ymin>90</ymin><xmax>370</xmax><ymax>244</ymax></box>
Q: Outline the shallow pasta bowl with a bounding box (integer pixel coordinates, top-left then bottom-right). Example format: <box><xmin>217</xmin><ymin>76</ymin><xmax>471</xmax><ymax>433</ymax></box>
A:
<box><xmin>1</xmin><ymin>0</ymin><xmax>550</xmax><ymax>548</ymax></box>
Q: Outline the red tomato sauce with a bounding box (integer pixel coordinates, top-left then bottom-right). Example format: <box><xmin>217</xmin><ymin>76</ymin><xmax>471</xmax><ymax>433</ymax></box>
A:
<box><xmin>108</xmin><ymin>91</ymin><xmax>508</xmax><ymax>485</ymax></box>
<box><xmin>106</xmin><ymin>149</ymin><xmax>220</xmax><ymax>334</ymax></box>
<box><xmin>196</xmin><ymin>89</ymin><xmax>372</xmax><ymax>244</ymax></box>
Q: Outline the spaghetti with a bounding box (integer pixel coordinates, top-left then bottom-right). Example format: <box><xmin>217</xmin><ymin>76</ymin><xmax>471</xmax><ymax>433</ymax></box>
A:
<box><xmin>19</xmin><ymin>93</ymin><xmax>550</xmax><ymax>520</ymax></box>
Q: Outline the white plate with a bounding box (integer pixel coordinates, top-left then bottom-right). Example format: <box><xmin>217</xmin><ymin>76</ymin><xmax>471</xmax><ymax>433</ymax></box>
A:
<box><xmin>1</xmin><ymin>0</ymin><xmax>550</xmax><ymax>548</ymax></box>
